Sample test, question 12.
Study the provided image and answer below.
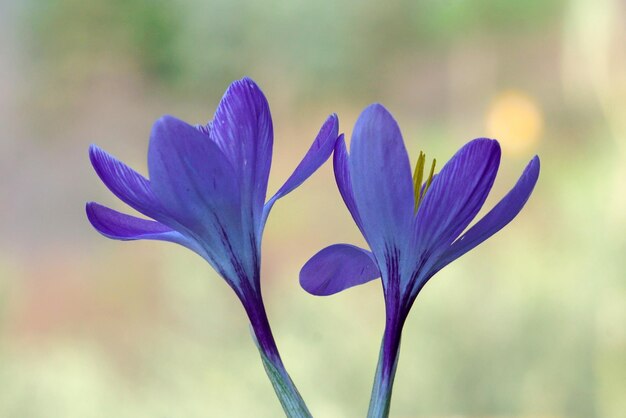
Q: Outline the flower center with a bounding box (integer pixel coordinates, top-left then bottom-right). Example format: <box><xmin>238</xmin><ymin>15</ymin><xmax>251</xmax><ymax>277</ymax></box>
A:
<box><xmin>412</xmin><ymin>151</ymin><xmax>436</xmax><ymax>210</ymax></box>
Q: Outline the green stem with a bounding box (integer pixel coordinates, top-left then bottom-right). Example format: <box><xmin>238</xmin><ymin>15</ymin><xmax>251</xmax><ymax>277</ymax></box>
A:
<box><xmin>245</xmin><ymin>293</ymin><xmax>312</xmax><ymax>418</ymax></box>
<box><xmin>256</xmin><ymin>345</ymin><xmax>312</xmax><ymax>418</ymax></box>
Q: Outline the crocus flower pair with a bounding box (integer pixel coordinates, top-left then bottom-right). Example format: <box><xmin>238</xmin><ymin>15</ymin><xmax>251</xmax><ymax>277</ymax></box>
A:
<box><xmin>87</xmin><ymin>78</ymin><xmax>539</xmax><ymax>417</ymax></box>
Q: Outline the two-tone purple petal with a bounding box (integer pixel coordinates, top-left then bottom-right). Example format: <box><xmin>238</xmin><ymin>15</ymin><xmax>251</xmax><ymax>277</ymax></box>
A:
<box><xmin>349</xmin><ymin>104</ymin><xmax>415</xmax><ymax>263</ymax></box>
<box><xmin>211</xmin><ymin>77</ymin><xmax>273</xmax><ymax>234</ymax></box>
<box><xmin>86</xmin><ymin>202</ymin><xmax>206</xmax><ymax>256</ymax></box>
<box><xmin>147</xmin><ymin>115</ymin><xmax>253</xmax><ymax>280</ymax></box>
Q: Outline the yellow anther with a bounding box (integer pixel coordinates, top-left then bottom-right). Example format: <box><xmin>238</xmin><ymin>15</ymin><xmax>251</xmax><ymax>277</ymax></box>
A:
<box><xmin>425</xmin><ymin>158</ymin><xmax>436</xmax><ymax>191</ymax></box>
<box><xmin>412</xmin><ymin>152</ymin><xmax>425</xmax><ymax>210</ymax></box>
<box><xmin>412</xmin><ymin>151</ymin><xmax>436</xmax><ymax>211</ymax></box>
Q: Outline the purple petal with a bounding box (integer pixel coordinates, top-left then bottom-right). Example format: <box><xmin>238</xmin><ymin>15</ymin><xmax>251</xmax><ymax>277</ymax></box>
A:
<box><xmin>333</xmin><ymin>134</ymin><xmax>365</xmax><ymax>234</ymax></box>
<box><xmin>300</xmin><ymin>244</ymin><xmax>380</xmax><ymax>296</ymax></box>
<box><xmin>86</xmin><ymin>202</ymin><xmax>202</xmax><ymax>254</ymax></box>
<box><xmin>269</xmin><ymin>114</ymin><xmax>338</xmax><ymax>199</ymax></box>
<box><xmin>431</xmin><ymin>155</ymin><xmax>540</xmax><ymax>273</ymax></box>
<box><xmin>89</xmin><ymin>145</ymin><xmax>161</xmax><ymax>218</ymax></box>
<box><xmin>147</xmin><ymin>115</ymin><xmax>245</xmax><ymax>259</ymax></box>
<box><xmin>261</xmin><ymin>114</ymin><xmax>338</xmax><ymax>228</ymax></box>
<box><xmin>414</xmin><ymin>138</ymin><xmax>501</xmax><ymax>261</ymax></box>
<box><xmin>211</xmin><ymin>77</ymin><xmax>273</xmax><ymax>229</ymax></box>
<box><xmin>349</xmin><ymin>104</ymin><xmax>415</xmax><ymax>256</ymax></box>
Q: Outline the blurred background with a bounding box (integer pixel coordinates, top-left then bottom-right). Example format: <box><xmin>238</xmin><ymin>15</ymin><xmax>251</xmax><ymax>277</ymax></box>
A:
<box><xmin>0</xmin><ymin>0</ymin><xmax>624</xmax><ymax>416</ymax></box>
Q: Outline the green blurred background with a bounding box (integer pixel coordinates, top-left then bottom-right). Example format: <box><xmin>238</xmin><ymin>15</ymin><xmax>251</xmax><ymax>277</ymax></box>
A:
<box><xmin>0</xmin><ymin>0</ymin><xmax>624</xmax><ymax>416</ymax></box>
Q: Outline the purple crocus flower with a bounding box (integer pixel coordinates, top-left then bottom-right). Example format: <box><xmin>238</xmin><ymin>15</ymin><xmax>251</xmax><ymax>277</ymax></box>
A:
<box><xmin>300</xmin><ymin>104</ymin><xmax>540</xmax><ymax>417</ymax></box>
<box><xmin>87</xmin><ymin>77</ymin><xmax>339</xmax><ymax>417</ymax></box>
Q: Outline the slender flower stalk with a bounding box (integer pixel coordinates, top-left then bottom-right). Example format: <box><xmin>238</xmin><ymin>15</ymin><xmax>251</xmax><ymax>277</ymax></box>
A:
<box><xmin>300</xmin><ymin>104</ymin><xmax>540</xmax><ymax>417</ymax></box>
<box><xmin>367</xmin><ymin>311</ymin><xmax>403</xmax><ymax>417</ymax></box>
<box><xmin>86</xmin><ymin>77</ymin><xmax>340</xmax><ymax>417</ymax></box>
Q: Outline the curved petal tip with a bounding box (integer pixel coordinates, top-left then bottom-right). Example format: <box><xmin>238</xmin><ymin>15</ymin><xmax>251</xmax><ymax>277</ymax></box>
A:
<box><xmin>262</xmin><ymin>112</ymin><xmax>339</xmax><ymax>219</ymax></box>
<box><xmin>86</xmin><ymin>201</ymin><xmax>172</xmax><ymax>240</ymax></box>
<box><xmin>431</xmin><ymin>152</ymin><xmax>540</xmax><ymax>273</ymax></box>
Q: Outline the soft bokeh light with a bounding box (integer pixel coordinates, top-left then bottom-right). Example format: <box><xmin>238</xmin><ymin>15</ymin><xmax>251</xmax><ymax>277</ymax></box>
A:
<box><xmin>1</xmin><ymin>0</ymin><xmax>624</xmax><ymax>417</ymax></box>
<box><xmin>486</xmin><ymin>90</ymin><xmax>543</xmax><ymax>156</ymax></box>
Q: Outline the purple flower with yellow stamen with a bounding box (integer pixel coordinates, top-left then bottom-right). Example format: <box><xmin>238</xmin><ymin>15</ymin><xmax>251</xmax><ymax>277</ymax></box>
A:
<box><xmin>300</xmin><ymin>104</ymin><xmax>539</xmax><ymax>417</ymax></box>
<box><xmin>87</xmin><ymin>77</ymin><xmax>339</xmax><ymax>417</ymax></box>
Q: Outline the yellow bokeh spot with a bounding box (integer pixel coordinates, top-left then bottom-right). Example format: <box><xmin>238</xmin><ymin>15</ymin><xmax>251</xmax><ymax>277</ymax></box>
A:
<box><xmin>486</xmin><ymin>90</ymin><xmax>543</xmax><ymax>155</ymax></box>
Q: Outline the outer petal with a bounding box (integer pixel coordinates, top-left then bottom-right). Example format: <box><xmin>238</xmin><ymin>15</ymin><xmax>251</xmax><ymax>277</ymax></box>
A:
<box><xmin>333</xmin><ymin>134</ymin><xmax>364</xmax><ymax>234</ymax></box>
<box><xmin>414</xmin><ymin>138</ymin><xmax>501</xmax><ymax>262</ymax></box>
<box><xmin>431</xmin><ymin>155</ymin><xmax>540</xmax><ymax>273</ymax></box>
<box><xmin>89</xmin><ymin>145</ymin><xmax>161</xmax><ymax>218</ymax></box>
<box><xmin>211</xmin><ymin>77</ymin><xmax>273</xmax><ymax>230</ymax></box>
<box><xmin>349</xmin><ymin>104</ymin><xmax>415</xmax><ymax>257</ymax></box>
<box><xmin>300</xmin><ymin>244</ymin><xmax>380</xmax><ymax>296</ymax></box>
<box><xmin>85</xmin><ymin>202</ymin><xmax>205</xmax><ymax>255</ymax></box>
<box><xmin>261</xmin><ymin>114</ymin><xmax>339</xmax><ymax>229</ymax></box>
<box><xmin>147</xmin><ymin>115</ymin><xmax>246</xmax><ymax>278</ymax></box>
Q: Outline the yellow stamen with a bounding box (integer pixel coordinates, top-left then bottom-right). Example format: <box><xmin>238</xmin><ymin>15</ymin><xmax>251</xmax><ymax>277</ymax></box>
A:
<box><xmin>412</xmin><ymin>152</ymin><xmax>437</xmax><ymax>210</ymax></box>
<box><xmin>425</xmin><ymin>158</ymin><xmax>436</xmax><ymax>191</ymax></box>
<box><xmin>412</xmin><ymin>151</ymin><xmax>425</xmax><ymax>210</ymax></box>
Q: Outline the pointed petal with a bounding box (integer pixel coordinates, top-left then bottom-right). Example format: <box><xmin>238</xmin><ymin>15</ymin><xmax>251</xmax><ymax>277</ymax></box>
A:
<box><xmin>85</xmin><ymin>202</ymin><xmax>203</xmax><ymax>254</ymax></box>
<box><xmin>147</xmin><ymin>115</ymin><xmax>245</xmax><ymax>260</ymax></box>
<box><xmin>414</xmin><ymin>138</ymin><xmax>501</xmax><ymax>260</ymax></box>
<box><xmin>211</xmin><ymin>77</ymin><xmax>273</xmax><ymax>228</ymax></box>
<box><xmin>300</xmin><ymin>244</ymin><xmax>380</xmax><ymax>296</ymax></box>
<box><xmin>89</xmin><ymin>145</ymin><xmax>161</xmax><ymax>218</ymax></box>
<box><xmin>432</xmin><ymin>155</ymin><xmax>540</xmax><ymax>272</ymax></box>
<box><xmin>333</xmin><ymin>134</ymin><xmax>365</xmax><ymax>233</ymax></box>
<box><xmin>261</xmin><ymin>114</ymin><xmax>338</xmax><ymax>227</ymax></box>
<box><xmin>349</xmin><ymin>104</ymin><xmax>415</xmax><ymax>256</ymax></box>
<box><xmin>268</xmin><ymin>114</ymin><xmax>338</xmax><ymax>200</ymax></box>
